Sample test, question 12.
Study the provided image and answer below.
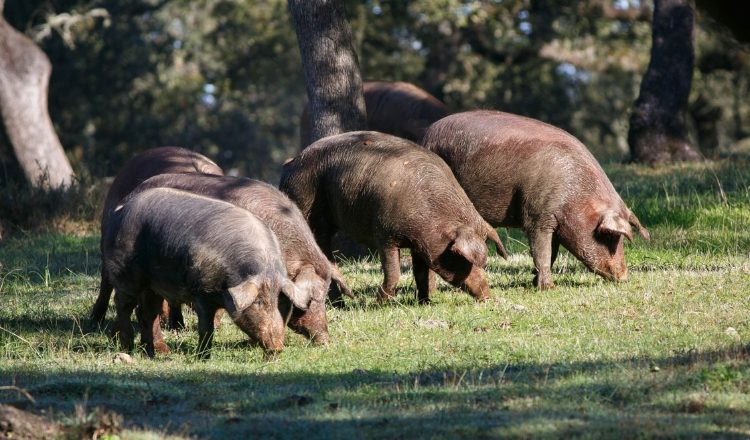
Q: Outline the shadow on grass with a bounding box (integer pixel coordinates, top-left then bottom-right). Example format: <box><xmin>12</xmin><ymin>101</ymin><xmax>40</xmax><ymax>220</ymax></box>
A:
<box><xmin>2</xmin><ymin>344</ymin><xmax>748</xmax><ymax>439</ymax></box>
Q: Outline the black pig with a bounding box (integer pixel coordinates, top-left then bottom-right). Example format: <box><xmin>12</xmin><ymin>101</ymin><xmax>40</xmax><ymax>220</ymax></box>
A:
<box><xmin>281</xmin><ymin>131</ymin><xmax>506</xmax><ymax>303</ymax></box>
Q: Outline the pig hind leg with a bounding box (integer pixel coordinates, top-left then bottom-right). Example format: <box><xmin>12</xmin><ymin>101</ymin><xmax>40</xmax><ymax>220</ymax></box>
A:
<box><xmin>138</xmin><ymin>290</ymin><xmax>170</xmax><ymax>357</ymax></box>
<box><xmin>89</xmin><ymin>271</ymin><xmax>113</xmax><ymax>327</ymax></box>
<box><xmin>412</xmin><ymin>253</ymin><xmax>435</xmax><ymax>305</ymax></box>
<box><xmin>111</xmin><ymin>289</ymin><xmax>137</xmax><ymax>352</ymax></box>
<box><xmin>315</xmin><ymin>226</ymin><xmax>348</xmax><ymax>308</ymax></box>
<box><xmin>528</xmin><ymin>228</ymin><xmax>555</xmax><ymax>290</ymax></box>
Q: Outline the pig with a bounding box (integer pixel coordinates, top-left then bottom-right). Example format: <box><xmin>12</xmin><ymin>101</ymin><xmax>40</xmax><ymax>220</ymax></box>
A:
<box><xmin>280</xmin><ymin>131</ymin><xmax>507</xmax><ymax>304</ymax></box>
<box><xmin>89</xmin><ymin>146</ymin><xmax>223</xmax><ymax>327</ymax></box>
<box><xmin>130</xmin><ymin>173</ymin><xmax>352</xmax><ymax>345</ymax></box>
<box><xmin>103</xmin><ymin>187</ymin><xmax>310</xmax><ymax>357</ymax></box>
<box><xmin>299</xmin><ymin>80</ymin><xmax>450</xmax><ymax>148</ymax></box>
<box><xmin>421</xmin><ymin>110</ymin><xmax>650</xmax><ymax>289</ymax></box>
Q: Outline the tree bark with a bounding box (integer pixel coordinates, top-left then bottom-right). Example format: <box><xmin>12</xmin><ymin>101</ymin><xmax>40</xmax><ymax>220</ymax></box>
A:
<box><xmin>627</xmin><ymin>0</ymin><xmax>701</xmax><ymax>164</ymax></box>
<box><xmin>288</xmin><ymin>0</ymin><xmax>366</xmax><ymax>146</ymax></box>
<box><xmin>0</xmin><ymin>0</ymin><xmax>75</xmax><ymax>189</ymax></box>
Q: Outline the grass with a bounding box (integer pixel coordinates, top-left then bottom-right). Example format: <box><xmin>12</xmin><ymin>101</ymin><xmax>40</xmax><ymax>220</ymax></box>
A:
<box><xmin>1</xmin><ymin>158</ymin><xmax>749</xmax><ymax>438</ymax></box>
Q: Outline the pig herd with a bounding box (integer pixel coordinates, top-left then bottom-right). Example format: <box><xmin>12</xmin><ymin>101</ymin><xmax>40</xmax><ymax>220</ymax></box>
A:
<box><xmin>91</xmin><ymin>81</ymin><xmax>648</xmax><ymax>358</ymax></box>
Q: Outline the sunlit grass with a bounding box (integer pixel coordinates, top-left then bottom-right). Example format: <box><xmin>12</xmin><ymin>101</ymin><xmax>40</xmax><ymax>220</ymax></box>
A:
<box><xmin>1</xmin><ymin>158</ymin><xmax>749</xmax><ymax>438</ymax></box>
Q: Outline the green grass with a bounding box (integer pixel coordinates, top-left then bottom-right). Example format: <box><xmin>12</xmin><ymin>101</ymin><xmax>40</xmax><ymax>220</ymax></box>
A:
<box><xmin>1</xmin><ymin>159</ymin><xmax>749</xmax><ymax>438</ymax></box>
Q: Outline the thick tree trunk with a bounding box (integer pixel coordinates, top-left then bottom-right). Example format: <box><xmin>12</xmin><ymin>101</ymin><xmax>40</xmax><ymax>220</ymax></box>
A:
<box><xmin>628</xmin><ymin>0</ymin><xmax>701</xmax><ymax>164</ymax></box>
<box><xmin>0</xmin><ymin>1</ymin><xmax>75</xmax><ymax>189</ymax></box>
<box><xmin>288</xmin><ymin>0</ymin><xmax>366</xmax><ymax>146</ymax></box>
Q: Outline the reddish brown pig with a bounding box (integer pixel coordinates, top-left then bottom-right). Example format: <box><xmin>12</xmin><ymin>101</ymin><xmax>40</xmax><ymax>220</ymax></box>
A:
<box><xmin>280</xmin><ymin>131</ymin><xmax>506</xmax><ymax>303</ymax></box>
<box><xmin>103</xmin><ymin>188</ymin><xmax>307</xmax><ymax>357</ymax></box>
<box><xmin>89</xmin><ymin>147</ymin><xmax>223</xmax><ymax>327</ymax></box>
<box><xmin>299</xmin><ymin>81</ymin><xmax>449</xmax><ymax>148</ymax></box>
<box><xmin>421</xmin><ymin>110</ymin><xmax>650</xmax><ymax>289</ymax></box>
<box><xmin>131</xmin><ymin>173</ymin><xmax>352</xmax><ymax>345</ymax></box>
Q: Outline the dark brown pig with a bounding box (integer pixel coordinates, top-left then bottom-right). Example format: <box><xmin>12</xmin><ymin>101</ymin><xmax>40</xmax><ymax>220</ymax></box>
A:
<box><xmin>103</xmin><ymin>188</ymin><xmax>309</xmax><ymax>357</ymax></box>
<box><xmin>89</xmin><ymin>146</ymin><xmax>223</xmax><ymax>327</ymax></box>
<box><xmin>280</xmin><ymin>131</ymin><xmax>506</xmax><ymax>303</ymax></box>
<box><xmin>131</xmin><ymin>173</ymin><xmax>352</xmax><ymax>345</ymax></box>
<box><xmin>299</xmin><ymin>81</ymin><xmax>449</xmax><ymax>148</ymax></box>
<box><xmin>421</xmin><ymin>110</ymin><xmax>650</xmax><ymax>289</ymax></box>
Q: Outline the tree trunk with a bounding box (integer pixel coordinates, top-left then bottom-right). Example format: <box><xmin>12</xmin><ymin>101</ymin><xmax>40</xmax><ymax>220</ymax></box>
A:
<box><xmin>627</xmin><ymin>0</ymin><xmax>702</xmax><ymax>164</ymax></box>
<box><xmin>0</xmin><ymin>0</ymin><xmax>75</xmax><ymax>189</ymax></box>
<box><xmin>288</xmin><ymin>0</ymin><xmax>366</xmax><ymax>146</ymax></box>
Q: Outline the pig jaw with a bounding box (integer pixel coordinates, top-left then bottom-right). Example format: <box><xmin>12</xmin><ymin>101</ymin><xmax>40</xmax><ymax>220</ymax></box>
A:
<box><xmin>433</xmin><ymin>253</ymin><xmax>491</xmax><ymax>301</ymax></box>
<box><xmin>286</xmin><ymin>299</ymin><xmax>330</xmax><ymax>346</ymax></box>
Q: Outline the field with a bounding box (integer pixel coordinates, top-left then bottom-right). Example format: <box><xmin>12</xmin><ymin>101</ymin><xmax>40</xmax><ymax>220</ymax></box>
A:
<box><xmin>1</xmin><ymin>159</ymin><xmax>749</xmax><ymax>439</ymax></box>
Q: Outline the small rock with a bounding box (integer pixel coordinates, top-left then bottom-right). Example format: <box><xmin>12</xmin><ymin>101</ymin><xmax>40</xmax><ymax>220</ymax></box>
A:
<box><xmin>511</xmin><ymin>304</ymin><xmax>527</xmax><ymax>312</ymax></box>
<box><xmin>113</xmin><ymin>353</ymin><xmax>133</xmax><ymax>364</ymax></box>
<box><xmin>725</xmin><ymin>327</ymin><xmax>741</xmax><ymax>341</ymax></box>
<box><xmin>416</xmin><ymin>319</ymin><xmax>449</xmax><ymax>329</ymax></box>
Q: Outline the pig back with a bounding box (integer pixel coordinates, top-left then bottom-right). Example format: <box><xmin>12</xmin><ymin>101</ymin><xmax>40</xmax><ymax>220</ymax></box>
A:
<box><xmin>102</xmin><ymin>147</ymin><xmax>223</xmax><ymax>223</ymax></box>
<box><xmin>106</xmin><ymin>188</ymin><xmax>284</xmax><ymax>301</ymax></box>
<box><xmin>283</xmin><ymin>131</ymin><xmax>485</xmax><ymax>246</ymax></box>
<box><xmin>134</xmin><ymin>174</ymin><xmax>330</xmax><ymax>279</ymax></box>
<box><xmin>422</xmin><ymin>111</ymin><xmax>614</xmax><ymax>227</ymax></box>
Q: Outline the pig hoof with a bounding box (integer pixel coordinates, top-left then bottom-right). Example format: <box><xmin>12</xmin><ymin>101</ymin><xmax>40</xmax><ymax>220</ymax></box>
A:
<box><xmin>533</xmin><ymin>275</ymin><xmax>554</xmax><ymax>290</ymax></box>
<box><xmin>155</xmin><ymin>341</ymin><xmax>170</xmax><ymax>354</ymax></box>
<box><xmin>376</xmin><ymin>288</ymin><xmax>396</xmax><ymax>304</ymax></box>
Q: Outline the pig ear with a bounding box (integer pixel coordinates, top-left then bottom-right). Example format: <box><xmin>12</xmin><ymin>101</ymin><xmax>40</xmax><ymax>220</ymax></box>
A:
<box><xmin>449</xmin><ymin>226</ymin><xmax>488</xmax><ymax>267</ymax></box>
<box><xmin>485</xmin><ymin>225</ymin><xmax>508</xmax><ymax>260</ymax></box>
<box><xmin>329</xmin><ymin>264</ymin><xmax>354</xmax><ymax>299</ymax></box>
<box><xmin>628</xmin><ymin>210</ymin><xmax>651</xmax><ymax>241</ymax></box>
<box><xmin>281</xmin><ymin>278</ymin><xmax>310</xmax><ymax>311</ymax></box>
<box><xmin>292</xmin><ymin>266</ymin><xmax>327</xmax><ymax>303</ymax></box>
<box><xmin>225</xmin><ymin>280</ymin><xmax>260</xmax><ymax>315</ymax></box>
<box><xmin>597</xmin><ymin>211</ymin><xmax>633</xmax><ymax>242</ymax></box>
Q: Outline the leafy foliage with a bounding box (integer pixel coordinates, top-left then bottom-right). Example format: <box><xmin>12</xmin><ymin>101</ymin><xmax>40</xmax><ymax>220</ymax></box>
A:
<box><xmin>1</xmin><ymin>0</ymin><xmax>749</xmax><ymax>183</ymax></box>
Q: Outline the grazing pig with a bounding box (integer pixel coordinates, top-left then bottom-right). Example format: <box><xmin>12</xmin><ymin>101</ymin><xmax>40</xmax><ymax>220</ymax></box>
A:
<box><xmin>280</xmin><ymin>131</ymin><xmax>506</xmax><ymax>303</ymax></box>
<box><xmin>103</xmin><ymin>188</ymin><xmax>308</xmax><ymax>357</ymax></box>
<box><xmin>90</xmin><ymin>146</ymin><xmax>223</xmax><ymax>327</ymax></box>
<box><xmin>131</xmin><ymin>173</ymin><xmax>352</xmax><ymax>345</ymax></box>
<box><xmin>299</xmin><ymin>80</ymin><xmax>449</xmax><ymax>148</ymax></box>
<box><xmin>421</xmin><ymin>110</ymin><xmax>650</xmax><ymax>289</ymax></box>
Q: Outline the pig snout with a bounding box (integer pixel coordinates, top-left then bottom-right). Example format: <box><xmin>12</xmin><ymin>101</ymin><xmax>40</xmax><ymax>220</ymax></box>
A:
<box><xmin>235</xmin><ymin>308</ymin><xmax>286</xmax><ymax>353</ymax></box>
<box><xmin>594</xmin><ymin>257</ymin><xmax>628</xmax><ymax>282</ymax></box>
<box><xmin>460</xmin><ymin>266</ymin><xmax>491</xmax><ymax>301</ymax></box>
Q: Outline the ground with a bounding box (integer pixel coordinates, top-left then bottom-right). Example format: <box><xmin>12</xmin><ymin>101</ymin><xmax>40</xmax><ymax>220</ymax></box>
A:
<box><xmin>1</xmin><ymin>160</ymin><xmax>749</xmax><ymax>439</ymax></box>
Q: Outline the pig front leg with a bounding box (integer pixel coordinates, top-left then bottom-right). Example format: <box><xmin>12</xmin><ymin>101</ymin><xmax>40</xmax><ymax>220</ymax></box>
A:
<box><xmin>194</xmin><ymin>298</ymin><xmax>218</xmax><ymax>359</ymax></box>
<box><xmin>529</xmin><ymin>229</ymin><xmax>555</xmax><ymax>290</ymax></box>
<box><xmin>411</xmin><ymin>253</ymin><xmax>435</xmax><ymax>305</ymax></box>
<box><xmin>550</xmin><ymin>233</ymin><xmax>561</xmax><ymax>268</ymax></box>
<box><xmin>377</xmin><ymin>244</ymin><xmax>401</xmax><ymax>301</ymax></box>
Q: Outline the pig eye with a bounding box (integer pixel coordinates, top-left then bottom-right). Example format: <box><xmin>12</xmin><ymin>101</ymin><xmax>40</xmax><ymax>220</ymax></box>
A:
<box><xmin>595</xmin><ymin>232</ymin><xmax>620</xmax><ymax>253</ymax></box>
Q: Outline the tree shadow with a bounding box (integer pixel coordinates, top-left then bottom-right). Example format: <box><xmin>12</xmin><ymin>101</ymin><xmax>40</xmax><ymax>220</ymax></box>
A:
<box><xmin>2</xmin><ymin>344</ymin><xmax>748</xmax><ymax>438</ymax></box>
